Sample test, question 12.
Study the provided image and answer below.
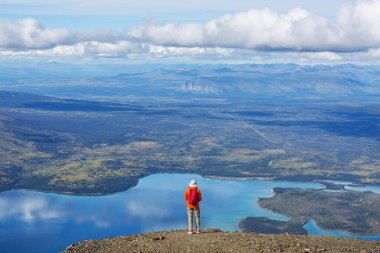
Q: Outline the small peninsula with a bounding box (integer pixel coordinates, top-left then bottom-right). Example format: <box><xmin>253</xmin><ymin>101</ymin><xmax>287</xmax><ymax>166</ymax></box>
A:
<box><xmin>238</xmin><ymin>217</ymin><xmax>308</xmax><ymax>235</ymax></box>
<box><xmin>249</xmin><ymin>188</ymin><xmax>380</xmax><ymax>236</ymax></box>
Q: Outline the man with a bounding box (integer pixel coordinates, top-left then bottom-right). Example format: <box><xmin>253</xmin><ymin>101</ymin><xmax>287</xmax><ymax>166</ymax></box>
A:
<box><xmin>184</xmin><ymin>179</ymin><xmax>202</xmax><ymax>234</ymax></box>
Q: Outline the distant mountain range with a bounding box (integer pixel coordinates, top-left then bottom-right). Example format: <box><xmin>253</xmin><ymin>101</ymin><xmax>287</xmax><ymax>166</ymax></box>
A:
<box><xmin>179</xmin><ymin>64</ymin><xmax>380</xmax><ymax>96</ymax></box>
<box><xmin>1</xmin><ymin>63</ymin><xmax>379</xmax><ymax>99</ymax></box>
<box><xmin>108</xmin><ymin>64</ymin><xmax>380</xmax><ymax>97</ymax></box>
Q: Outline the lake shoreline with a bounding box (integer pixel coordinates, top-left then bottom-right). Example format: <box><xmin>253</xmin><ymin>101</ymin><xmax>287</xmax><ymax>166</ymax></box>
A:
<box><xmin>1</xmin><ymin>171</ymin><xmax>378</xmax><ymax>197</ymax></box>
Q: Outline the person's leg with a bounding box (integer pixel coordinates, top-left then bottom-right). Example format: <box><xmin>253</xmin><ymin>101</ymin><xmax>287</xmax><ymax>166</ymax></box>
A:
<box><xmin>195</xmin><ymin>208</ymin><xmax>200</xmax><ymax>233</ymax></box>
<box><xmin>187</xmin><ymin>208</ymin><xmax>194</xmax><ymax>234</ymax></box>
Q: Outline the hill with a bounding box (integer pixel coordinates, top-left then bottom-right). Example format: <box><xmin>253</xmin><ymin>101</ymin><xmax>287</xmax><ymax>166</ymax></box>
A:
<box><xmin>64</xmin><ymin>229</ymin><xmax>380</xmax><ymax>253</ymax></box>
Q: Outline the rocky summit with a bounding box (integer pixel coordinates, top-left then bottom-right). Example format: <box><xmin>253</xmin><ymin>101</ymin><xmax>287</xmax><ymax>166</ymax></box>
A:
<box><xmin>64</xmin><ymin>229</ymin><xmax>380</xmax><ymax>253</ymax></box>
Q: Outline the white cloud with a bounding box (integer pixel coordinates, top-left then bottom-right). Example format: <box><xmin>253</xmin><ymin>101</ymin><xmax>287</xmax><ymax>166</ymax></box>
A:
<box><xmin>0</xmin><ymin>18</ymin><xmax>72</xmax><ymax>49</ymax></box>
<box><xmin>51</xmin><ymin>44</ymin><xmax>86</xmax><ymax>56</ymax></box>
<box><xmin>303</xmin><ymin>52</ymin><xmax>343</xmax><ymax>61</ymax></box>
<box><xmin>147</xmin><ymin>45</ymin><xmax>234</xmax><ymax>58</ymax></box>
<box><xmin>337</xmin><ymin>0</ymin><xmax>380</xmax><ymax>48</ymax></box>
<box><xmin>51</xmin><ymin>41</ymin><xmax>144</xmax><ymax>57</ymax></box>
<box><xmin>367</xmin><ymin>48</ymin><xmax>380</xmax><ymax>58</ymax></box>
<box><xmin>0</xmin><ymin>0</ymin><xmax>379</xmax><ymax>62</ymax></box>
<box><xmin>126</xmin><ymin>0</ymin><xmax>380</xmax><ymax>54</ymax></box>
<box><xmin>127</xmin><ymin>1</ymin><xmax>380</xmax><ymax>52</ymax></box>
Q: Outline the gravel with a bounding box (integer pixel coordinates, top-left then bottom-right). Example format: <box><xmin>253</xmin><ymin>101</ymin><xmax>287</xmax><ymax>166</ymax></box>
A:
<box><xmin>64</xmin><ymin>229</ymin><xmax>380</xmax><ymax>253</ymax></box>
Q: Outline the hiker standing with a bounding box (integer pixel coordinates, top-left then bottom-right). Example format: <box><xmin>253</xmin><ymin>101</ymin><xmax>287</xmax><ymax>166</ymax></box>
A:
<box><xmin>184</xmin><ymin>179</ymin><xmax>202</xmax><ymax>234</ymax></box>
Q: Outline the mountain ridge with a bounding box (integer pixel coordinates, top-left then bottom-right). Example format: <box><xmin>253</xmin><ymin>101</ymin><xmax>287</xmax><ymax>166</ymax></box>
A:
<box><xmin>63</xmin><ymin>229</ymin><xmax>380</xmax><ymax>253</ymax></box>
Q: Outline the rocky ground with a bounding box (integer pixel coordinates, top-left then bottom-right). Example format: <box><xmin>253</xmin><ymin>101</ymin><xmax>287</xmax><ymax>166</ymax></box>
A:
<box><xmin>64</xmin><ymin>229</ymin><xmax>380</xmax><ymax>253</ymax></box>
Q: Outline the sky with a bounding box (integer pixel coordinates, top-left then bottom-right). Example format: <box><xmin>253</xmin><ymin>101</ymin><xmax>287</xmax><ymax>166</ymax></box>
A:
<box><xmin>0</xmin><ymin>0</ymin><xmax>380</xmax><ymax>64</ymax></box>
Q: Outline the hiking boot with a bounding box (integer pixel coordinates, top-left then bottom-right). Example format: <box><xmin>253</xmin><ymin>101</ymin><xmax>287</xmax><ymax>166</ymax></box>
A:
<box><xmin>188</xmin><ymin>231</ymin><xmax>193</xmax><ymax>234</ymax></box>
<box><xmin>196</xmin><ymin>230</ymin><xmax>201</xmax><ymax>234</ymax></box>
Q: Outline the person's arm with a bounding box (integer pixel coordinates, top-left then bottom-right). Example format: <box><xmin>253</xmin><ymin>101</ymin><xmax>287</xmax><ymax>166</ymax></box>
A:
<box><xmin>198</xmin><ymin>189</ymin><xmax>202</xmax><ymax>202</ymax></box>
<box><xmin>184</xmin><ymin>189</ymin><xmax>188</xmax><ymax>201</ymax></box>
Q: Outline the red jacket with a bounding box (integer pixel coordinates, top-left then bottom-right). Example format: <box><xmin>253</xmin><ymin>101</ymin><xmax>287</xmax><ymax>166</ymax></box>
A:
<box><xmin>184</xmin><ymin>187</ymin><xmax>202</xmax><ymax>209</ymax></box>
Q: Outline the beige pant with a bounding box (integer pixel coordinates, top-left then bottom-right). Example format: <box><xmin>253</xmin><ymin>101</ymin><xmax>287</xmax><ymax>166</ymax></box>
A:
<box><xmin>187</xmin><ymin>208</ymin><xmax>200</xmax><ymax>232</ymax></box>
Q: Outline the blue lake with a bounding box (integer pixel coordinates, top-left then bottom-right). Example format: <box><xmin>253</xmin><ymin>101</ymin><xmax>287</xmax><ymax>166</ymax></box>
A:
<box><xmin>304</xmin><ymin>220</ymin><xmax>380</xmax><ymax>241</ymax></box>
<box><xmin>0</xmin><ymin>173</ymin><xmax>379</xmax><ymax>253</ymax></box>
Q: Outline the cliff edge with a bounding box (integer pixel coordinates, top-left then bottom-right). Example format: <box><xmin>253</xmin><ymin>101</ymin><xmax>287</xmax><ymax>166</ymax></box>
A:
<box><xmin>64</xmin><ymin>229</ymin><xmax>380</xmax><ymax>253</ymax></box>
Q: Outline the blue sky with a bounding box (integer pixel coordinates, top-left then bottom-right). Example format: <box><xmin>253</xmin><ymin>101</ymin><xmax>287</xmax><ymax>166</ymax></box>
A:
<box><xmin>0</xmin><ymin>0</ymin><xmax>379</xmax><ymax>64</ymax></box>
<box><xmin>0</xmin><ymin>0</ymin><xmax>350</xmax><ymax>31</ymax></box>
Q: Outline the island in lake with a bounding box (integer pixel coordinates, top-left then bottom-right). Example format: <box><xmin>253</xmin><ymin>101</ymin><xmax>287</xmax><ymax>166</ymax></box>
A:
<box><xmin>239</xmin><ymin>187</ymin><xmax>380</xmax><ymax>236</ymax></box>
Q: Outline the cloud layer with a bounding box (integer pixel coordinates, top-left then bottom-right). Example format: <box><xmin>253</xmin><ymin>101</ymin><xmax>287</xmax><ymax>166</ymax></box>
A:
<box><xmin>128</xmin><ymin>0</ymin><xmax>380</xmax><ymax>52</ymax></box>
<box><xmin>0</xmin><ymin>0</ymin><xmax>379</xmax><ymax>62</ymax></box>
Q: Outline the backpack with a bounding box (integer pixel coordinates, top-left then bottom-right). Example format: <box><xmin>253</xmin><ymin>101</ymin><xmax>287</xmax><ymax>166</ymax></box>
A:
<box><xmin>189</xmin><ymin>188</ymin><xmax>199</xmax><ymax>205</ymax></box>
